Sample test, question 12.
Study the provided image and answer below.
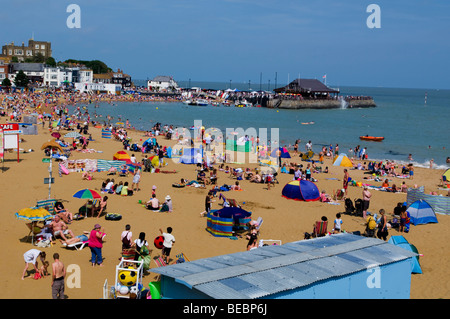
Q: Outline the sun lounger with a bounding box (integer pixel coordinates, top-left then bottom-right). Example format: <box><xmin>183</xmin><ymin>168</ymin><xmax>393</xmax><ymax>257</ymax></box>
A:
<box><xmin>63</xmin><ymin>241</ymin><xmax>87</xmax><ymax>250</ymax></box>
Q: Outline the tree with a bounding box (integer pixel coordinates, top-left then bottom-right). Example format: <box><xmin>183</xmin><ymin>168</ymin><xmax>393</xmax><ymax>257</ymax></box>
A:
<box><xmin>32</xmin><ymin>52</ymin><xmax>45</xmax><ymax>63</ymax></box>
<box><xmin>11</xmin><ymin>56</ymin><xmax>19</xmax><ymax>63</ymax></box>
<box><xmin>1</xmin><ymin>78</ymin><xmax>12</xmax><ymax>91</ymax></box>
<box><xmin>45</xmin><ymin>57</ymin><xmax>57</xmax><ymax>67</ymax></box>
<box><xmin>14</xmin><ymin>70</ymin><xmax>29</xmax><ymax>88</ymax></box>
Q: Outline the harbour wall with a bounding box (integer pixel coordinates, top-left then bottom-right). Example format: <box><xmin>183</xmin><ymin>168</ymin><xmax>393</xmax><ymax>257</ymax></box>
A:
<box><xmin>266</xmin><ymin>99</ymin><xmax>376</xmax><ymax>109</ymax></box>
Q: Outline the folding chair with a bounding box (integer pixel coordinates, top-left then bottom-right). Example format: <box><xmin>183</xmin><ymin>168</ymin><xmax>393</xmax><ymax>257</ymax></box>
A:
<box><xmin>312</xmin><ymin>220</ymin><xmax>328</xmax><ymax>237</ymax></box>
<box><xmin>154</xmin><ymin>256</ymin><xmax>168</xmax><ymax>267</ymax></box>
<box><xmin>255</xmin><ymin>217</ymin><xmax>263</xmax><ymax>232</ymax></box>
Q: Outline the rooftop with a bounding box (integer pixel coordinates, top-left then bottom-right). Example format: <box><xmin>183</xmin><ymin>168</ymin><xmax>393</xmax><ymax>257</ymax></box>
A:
<box><xmin>151</xmin><ymin>233</ymin><xmax>416</xmax><ymax>299</ymax></box>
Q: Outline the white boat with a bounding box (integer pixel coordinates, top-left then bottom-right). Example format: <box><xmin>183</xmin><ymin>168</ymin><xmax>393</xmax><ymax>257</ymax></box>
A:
<box><xmin>195</xmin><ymin>99</ymin><xmax>209</xmax><ymax>106</ymax></box>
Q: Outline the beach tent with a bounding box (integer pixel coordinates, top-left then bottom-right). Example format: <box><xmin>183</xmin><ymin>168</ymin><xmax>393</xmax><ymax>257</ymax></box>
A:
<box><xmin>333</xmin><ymin>153</ymin><xmax>353</xmax><ymax>167</ymax></box>
<box><xmin>388</xmin><ymin>236</ymin><xmax>422</xmax><ymax>274</ymax></box>
<box><xmin>178</xmin><ymin>148</ymin><xmax>203</xmax><ymax>164</ymax></box>
<box><xmin>270</xmin><ymin>147</ymin><xmax>291</xmax><ymax>159</ymax></box>
<box><xmin>206</xmin><ymin>207</ymin><xmax>252</xmax><ymax>238</ymax></box>
<box><xmin>113</xmin><ymin>150</ymin><xmax>132</xmax><ymax>164</ymax></box>
<box><xmin>282</xmin><ymin>180</ymin><xmax>320</xmax><ymax>202</ymax></box>
<box><xmin>407</xmin><ymin>200</ymin><xmax>438</xmax><ymax>225</ymax></box>
<box><xmin>443</xmin><ymin>168</ymin><xmax>450</xmax><ymax>183</ymax></box>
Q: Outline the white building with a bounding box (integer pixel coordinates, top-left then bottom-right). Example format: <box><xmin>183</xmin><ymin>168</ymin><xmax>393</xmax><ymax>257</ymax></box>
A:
<box><xmin>43</xmin><ymin>67</ymin><xmax>73</xmax><ymax>87</ymax></box>
<box><xmin>147</xmin><ymin>75</ymin><xmax>178</xmax><ymax>91</ymax></box>
<box><xmin>74</xmin><ymin>82</ymin><xmax>122</xmax><ymax>95</ymax></box>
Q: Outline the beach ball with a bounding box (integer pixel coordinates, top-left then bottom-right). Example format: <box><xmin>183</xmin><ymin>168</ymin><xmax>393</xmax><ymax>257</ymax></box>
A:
<box><xmin>119</xmin><ymin>267</ymin><xmax>137</xmax><ymax>286</ymax></box>
<box><xmin>154</xmin><ymin>236</ymin><xmax>164</xmax><ymax>249</ymax></box>
<box><xmin>118</xmin><ymin>285</ymin><xmax>129</xmax><ymax>295</ymax></box>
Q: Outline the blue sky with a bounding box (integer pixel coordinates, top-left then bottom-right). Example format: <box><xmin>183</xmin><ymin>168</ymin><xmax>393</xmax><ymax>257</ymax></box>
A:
<box><xmin>1</xmin><ymin>0</ymin><xmax>449</xmax><ymax>89</ymax></box>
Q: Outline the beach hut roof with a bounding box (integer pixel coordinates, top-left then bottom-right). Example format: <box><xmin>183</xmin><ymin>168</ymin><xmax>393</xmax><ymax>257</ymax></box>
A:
<box><xmin>151</xmin><ymin>233</ymin><xmax>417</xmax><ymax>299</ymax></box>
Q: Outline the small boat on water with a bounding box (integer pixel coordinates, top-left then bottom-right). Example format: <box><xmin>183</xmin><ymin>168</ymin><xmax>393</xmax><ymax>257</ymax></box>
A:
<box><xmin>359</xmin><ymin>135</ymin><xmax>384</xmax><ymax>142</ymax></box>
<box><xmin>195</xmin><ymin>99</ymin><xmax>209</xmax><ymax>106</ymax></box>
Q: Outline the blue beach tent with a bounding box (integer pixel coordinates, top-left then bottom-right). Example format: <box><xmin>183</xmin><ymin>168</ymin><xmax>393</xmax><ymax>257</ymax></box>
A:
<box><xmin>282</xmin><ymin>180</ymin><xmax>320</xmax><ymax>202</ymax></box>
<box><xmin>388</xmin><ymin>236</ymin><xmax>422</xmax><ymax>274</ymax></box>
<box><xmin>407</xmin><ymin>200</ymin><xmax>438</xmax><ymax>226</ymax></box>
<box><xmin>270</xmin><ymin>147</ymin><xmax>291</xmax><ymax>159</ymax></box>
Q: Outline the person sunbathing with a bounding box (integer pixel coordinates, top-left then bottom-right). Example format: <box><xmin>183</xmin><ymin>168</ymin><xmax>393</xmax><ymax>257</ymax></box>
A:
<box><xmin>250</xmin><ymin>173</ymin><xmax>262</xmax><ymax>183</ymax></box>
<box><xmin>50</xmin><ymin>215</ymin><xmax>74</xmax><ymax>242</ymax></box>
<box><xmin>60</xmin><ymin>231</ymin><xmax>89</xmax><ymax>246</ymax></box>
<box><xmin>54</xmin><ymin>202</ymin><xmax>73</xmax><ymax>223</ymax></box>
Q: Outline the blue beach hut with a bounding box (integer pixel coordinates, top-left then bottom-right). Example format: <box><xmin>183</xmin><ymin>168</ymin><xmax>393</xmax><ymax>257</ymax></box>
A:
<box><xmin>151</xmin><ymin>233</ymin><xmax>418</xmax><ymax>299</ymax></box>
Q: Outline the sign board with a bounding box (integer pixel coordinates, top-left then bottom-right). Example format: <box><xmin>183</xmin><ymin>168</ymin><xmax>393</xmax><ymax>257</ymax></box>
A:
<box><xmin>0</xmin><ymin>123</ymin><xmax>19</xmax><ymax>131</ymax></box>
<box><xmin>0</xmin><ymin>123</ymin><xmax>20</xmax><ymax>162</ymax></box>
<box><xmin>42</xmin><ymin>158</ymin><xmax>51</xmax><ymax>163</ymax></box>
<box><xmin>44</xmin><ymin>177</ymin><xmax>55</xmax><ymax>184</ymax></box>
<box><xmin>0</xmin><ymin>128</ymin><xmax>3</xmax><ymax>162</ymax></box>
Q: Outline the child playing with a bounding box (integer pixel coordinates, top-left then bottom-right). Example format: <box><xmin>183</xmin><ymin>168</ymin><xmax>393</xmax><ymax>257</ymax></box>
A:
<box><xmin>333</xmin><ymin>213</ymin><xmax>343</xmax><ymax>233</ymax></box>
<box><xmin>39</xmin><ymin>260</ymin><xmax>50</xmax><ymax>278</ymax></box>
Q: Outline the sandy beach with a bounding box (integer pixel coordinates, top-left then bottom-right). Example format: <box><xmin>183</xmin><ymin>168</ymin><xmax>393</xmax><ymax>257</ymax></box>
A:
<box><xmin>1</xmin><ymin>102</ymin><xmax>449</xmax><ymax>299</ymax></box>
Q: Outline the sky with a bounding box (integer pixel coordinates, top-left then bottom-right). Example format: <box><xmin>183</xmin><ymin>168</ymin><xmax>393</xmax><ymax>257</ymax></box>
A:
<box><xmin>1</xmin><ymin>0</ymin><xmax>449</xmax><ymax>89</ymax></box>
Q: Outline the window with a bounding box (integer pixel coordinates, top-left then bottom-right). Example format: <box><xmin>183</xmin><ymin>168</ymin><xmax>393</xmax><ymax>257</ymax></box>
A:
<box><xmin>35</xmin><ymin>45</ymin><xmax>40</xmax><ymax>49</ymax></box>
<box><xmin>26</xmin><ymin>50</ymin><xmax>33</xmax><ymax>56</ymax></box>
<box><xmin>15</xmin><ymin>49</ymin><xmax>23</xmax><ymax>55</ymax></box>
<box><xmin>41</xmin><ymin>44</ymin><xmax>45</xmax><ymax>49</ymax></box>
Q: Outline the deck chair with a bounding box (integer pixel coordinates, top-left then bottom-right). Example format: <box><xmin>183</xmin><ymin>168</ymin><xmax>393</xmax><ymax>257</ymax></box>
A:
<box><xmin>255</xmin><ymin>217</ymin><xmax>263</xmax><ymax>232</ymax></box>
<box><xmin>312</xmin><ymin>220</ymin><xmax>328</xmax><ymax>237</ymax></box>
<box><xmin>64</xmin><ymin>241</ymin><xmax>87</xmax><ymax>250</ymax></box>
<box><xmin>175</xmin><ymin>253</ymin><xmax>190</xmax><ymax>264</ymax></box>
<box><xmin>154</xmin><ymin>256</ymin><xmax>168</xmax><ymax>267</ymax></box>
<box><xmin>26</xmin><ymin>222</ymin><xmax>44</xmax><ymax>245</ymax></box>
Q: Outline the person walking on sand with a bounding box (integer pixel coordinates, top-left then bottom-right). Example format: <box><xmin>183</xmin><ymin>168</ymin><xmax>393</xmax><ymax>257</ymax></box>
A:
<box><xmin>362</xmin><ymin>186</ymin><xmax>372</xmax><ymax>219</ymax></box>
<box><xmin>22</xmin><ymin>249</ymin><xmax>46</xmax><ymax>280</ymax></box>
<box><xmin>51</xmin><ymin>253</ymin><xmax>66</xmax><ymax>299</ymax></box>
<box><xmin>343</xmin><ymin>169</ymin><xmax>350</xmax><ymax>197</ymax></box>
<box><xmin>159</xmin><ymin>227</ymin><xmax>175</xmax><ymax>264</ymax></box>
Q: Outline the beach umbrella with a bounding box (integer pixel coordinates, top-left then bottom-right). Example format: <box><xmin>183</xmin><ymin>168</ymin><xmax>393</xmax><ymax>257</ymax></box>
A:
<box><xmin>64</xmin><ymin>131</ymin><xmax>82</xmax><ymax>139</ymax></box>
<box><xmin>73</xmin><ymin>189</ymin><xmax>102</xmax><ymax>200</ymax></box>
<box><xmin>15</xmin><ymin>207</ymin><xmax>53</xmax><ymax>222</ymax></box>
<box><xmin>41</xmin><ymin>139</ymin><xmax>63</xmax><ymax>153</ymax></box>
<box><xmin>51</xmin><ymin>132</ymin><xmax>61</xmax><ymax>139</ymax></box>
<box><xmin>15</xmin><ymin>207</ymin><xmax>53</xmax><ymax>245</ymax></box>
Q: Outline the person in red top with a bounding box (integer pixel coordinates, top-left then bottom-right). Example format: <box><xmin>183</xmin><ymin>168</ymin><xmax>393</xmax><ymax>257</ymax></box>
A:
<box><xmin>88</xmin><ymin>224</ymin><xmax>106</xmax><ymax>267</ymax></box>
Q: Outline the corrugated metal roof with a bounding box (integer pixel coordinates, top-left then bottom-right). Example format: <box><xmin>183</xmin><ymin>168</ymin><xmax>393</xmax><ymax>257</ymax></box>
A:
<box><xmin>152</xmin><ymin>233</ymin><xmax>417</xmax><ymax>299</ymax></box>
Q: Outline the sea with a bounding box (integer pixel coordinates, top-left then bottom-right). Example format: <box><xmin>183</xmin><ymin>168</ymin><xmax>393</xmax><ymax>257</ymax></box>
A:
<box><xmin>79</xmin><ymin>81</ymin><xmax>450</xmax><ymax>169</ymax></box>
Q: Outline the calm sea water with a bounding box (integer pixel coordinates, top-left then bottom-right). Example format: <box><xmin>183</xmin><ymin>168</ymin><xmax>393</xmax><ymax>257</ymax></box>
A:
<box><xmin>81</xmin><ymin>83</ymin><xmax>450</xmax><ymax>168</ymax></box>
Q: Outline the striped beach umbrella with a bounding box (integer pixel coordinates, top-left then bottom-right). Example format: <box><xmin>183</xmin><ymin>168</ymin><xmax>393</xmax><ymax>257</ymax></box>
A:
<box><xmin>15</xmin><ymin>207</ymin><xmax>53</xmax><ymax>222</ymax></box>
<box><xmin>73</xmin><ymin>189</ymin><xmax>102</xmax><ymax>200</ymax></box>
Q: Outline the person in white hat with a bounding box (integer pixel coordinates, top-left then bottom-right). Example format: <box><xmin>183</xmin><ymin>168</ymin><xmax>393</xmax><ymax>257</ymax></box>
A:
<box><xmin>160</xmin><ymin>195</ymin><xmax>173</xmax><ymax>212</ymax></box>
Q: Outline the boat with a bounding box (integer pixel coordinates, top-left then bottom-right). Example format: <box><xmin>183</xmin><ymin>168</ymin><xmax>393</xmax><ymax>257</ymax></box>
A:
<box><xmin>211</xmin><ymin>101</ymin><xmax>220</xmax><ymax>106</ymax></box>
<box><xmin>195</xmin><ymin>99</ymin><xmax>209</xmax><ymax>106</ymax></box>
<box><xmin>359</xmin><ymin>135</ymin><xmax>384</xmax><ymax>141</ymax></box>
